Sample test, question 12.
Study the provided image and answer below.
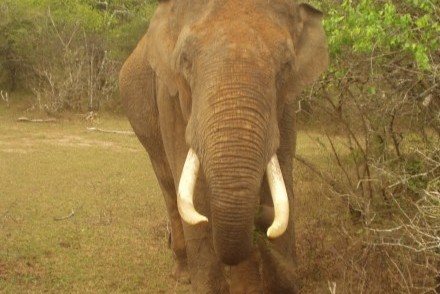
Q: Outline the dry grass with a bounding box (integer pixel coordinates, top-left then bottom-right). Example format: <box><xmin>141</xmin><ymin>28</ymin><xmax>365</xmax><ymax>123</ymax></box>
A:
<box><xmin>0</xmin><ymin>104</ymin><xmax>437</xmax><ymax>293</ymax></box>
<box><xmin>0</xmin><ymin>106</ymin><xmax>191</xmax><ymax>293</ymax></box>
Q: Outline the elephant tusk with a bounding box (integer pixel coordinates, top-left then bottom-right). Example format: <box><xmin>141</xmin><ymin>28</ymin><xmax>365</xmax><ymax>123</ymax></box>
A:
<box><xmin>266</xmin><ymin>155</ymin><xmax>289</xmax><ymax>239</ymax></box>
<box><xmin>177</xmin><ymin>148</ymin><xmax>209</xmax><ymax>225</ymax></box>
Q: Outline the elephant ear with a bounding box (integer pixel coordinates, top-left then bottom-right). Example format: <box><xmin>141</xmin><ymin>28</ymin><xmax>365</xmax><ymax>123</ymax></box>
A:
<box><xmin>289</xmin><ymin>3</ymin><xmax>328</xmax><ymax>99</ymax></box>
<box><xmin>144</xmin><ymin>2</ymin><xmax>178</xmax><ymax>96</ymax></box>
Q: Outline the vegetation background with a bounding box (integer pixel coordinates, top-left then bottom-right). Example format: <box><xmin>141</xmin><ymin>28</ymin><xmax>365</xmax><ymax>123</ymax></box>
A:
<box><xmin>0</xmin><ymin>0</ymin><xmax>438</xmax><ymax>293</ymax></box>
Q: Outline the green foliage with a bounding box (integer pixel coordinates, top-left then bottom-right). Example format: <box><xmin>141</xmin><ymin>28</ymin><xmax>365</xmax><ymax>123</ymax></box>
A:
<box><xmin>0</xmin><ymin>0</ymin><xmax>158</xmax><ymax>108</ymax></box>
<box><xmin>324</xmin><ymin>0</ymin><xmax>439</xmax><ymax>70</ymax></box>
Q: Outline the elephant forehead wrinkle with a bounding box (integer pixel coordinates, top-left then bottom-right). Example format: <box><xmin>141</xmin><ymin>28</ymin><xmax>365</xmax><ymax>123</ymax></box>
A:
<box><xmin>198</xmin><ymin>75</ymin><xmax>274</xmax><ymax>104</ymax></box>
<box><xmin>204</xmin><ymin>125</ymin><xmax>266</xmax><ymax>148</ymax></box>
<box><xmin>205</xmin><ymin>83</ymin><xmax>271</xmax><ymax>101</ymax></box>
<box><xmin>207</xmin><ymin>100</ymin><xmax>269</xmax><ymax>123</ymax></box>
<box><xmin>203</xmin><ymin>91</ymin><xmax>270</xmax><ymax>114</ymax></box>
<box><xmin>203</xmin><ymin>78</ymin><xmax>270</xmax><ymax>97</ymax></box>
<box><xmin>207</xmin><ymin>138</ymin><xmax>264</xmax><ymax>156</ymax></box>
<box><xmin>205</xmin><ymin>128</ymin><xmax>264</xmax><ymax>146</ymax></box>
<box><xmin>199</xmin><ymin>61</ymin><xmax>275</xmax><ymax>89</ymax></box>
<box><xmin>226</xmin><ymin>55</ymin><xmax>271</xmax><ymax>72</ymax></box>
<box><xmin>218</xmin><ymin>161</ymin><xmax>261</xmax><ymax>173</ymax></box>
<box><xmin>203</xmin><ymin>121</ymin><xmax>267</xmax><ymax>150</ymax></box>
<box><xmin>205</xmin><ymin>119</ymin><xmax>266</xmax><ymax>133</ymax></box>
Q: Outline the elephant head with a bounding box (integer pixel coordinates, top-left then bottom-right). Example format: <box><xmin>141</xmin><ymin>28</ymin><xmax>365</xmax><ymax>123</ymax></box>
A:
<box><xmin>145</xmin><ymin>0</ymin><xmax>328</xmax><ymax>266</ymax></box>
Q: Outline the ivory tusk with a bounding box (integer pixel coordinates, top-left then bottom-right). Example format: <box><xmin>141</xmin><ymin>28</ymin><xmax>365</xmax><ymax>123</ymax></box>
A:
<box><xmin>177</xmin><ymin>148</ymin><xmax>209</xmax><ymax>225</ymax></box>
<box><xmin>266</xmin><ymin>155</ymin><xmax>289</xmax><ymax>239</ymax></box>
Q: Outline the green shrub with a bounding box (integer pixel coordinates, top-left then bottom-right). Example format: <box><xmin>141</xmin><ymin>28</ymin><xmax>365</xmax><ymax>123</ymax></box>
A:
<box><xmin>0</xmin><ymin>0</ymin><xmax>157</xmax><ymax>110</ymax></box>
<box><xmin>324</xmin><ymin>0</ymin><xmax>439</xmax><ymax>70</ymax></box>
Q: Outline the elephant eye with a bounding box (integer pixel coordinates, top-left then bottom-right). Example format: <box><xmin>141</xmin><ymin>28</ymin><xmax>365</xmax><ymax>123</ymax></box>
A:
<box><xmin>281</xmin><ymin>60</ymin><xmax>293</xmax><ymax>75</ymax></box>
<box><xmin>179</xmin><ymin>50</ymin><xmax>193</xmax><ymax>79</ymax></box>
<box><xmin>277</xmin><ymin>38</ymin><xmax>295</xmax><ymax>75</ymax></box>
<box><xmin>276</xmin><ymin>60</ymin><xmax>293</xmax><ymax>90</ymax></box>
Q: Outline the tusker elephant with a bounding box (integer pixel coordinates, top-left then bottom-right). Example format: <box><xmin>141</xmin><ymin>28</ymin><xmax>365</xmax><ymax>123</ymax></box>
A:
<box><xmin>119</xmin><ymin>0</ymin><xmax>328</xmax><ymax>293</ymax></box>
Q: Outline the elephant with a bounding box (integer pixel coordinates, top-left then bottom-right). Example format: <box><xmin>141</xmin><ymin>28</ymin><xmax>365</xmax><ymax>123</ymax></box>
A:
<box><xmin>119</xmin><ymin>0</ymin><xmax>328</xmax><ymax>293</ymax></box>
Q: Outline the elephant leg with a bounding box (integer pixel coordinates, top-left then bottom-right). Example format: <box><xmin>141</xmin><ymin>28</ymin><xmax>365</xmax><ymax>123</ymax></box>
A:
<box><xmin>259</xmin><ymin>105</ymin><xmax>298</xmax><ymax>293</ymax></box>
<box><xmin>182</xmin><ymin>180</ymin><xmax>229</xmax><ymax>294</ymax></box>
<box><xmin>120</xmin><ymin>45</ymin><xmax>189</xmax><ymax>280</ymax></box>
<box><xmin>149</xmin><ymin>157</ymin><xmax>189</xmax><ymax>283</ymax></box>
<box><xmin>155</xmin><ymin>84</ymin><xmax>229</xmax><ymax>292</ymax></box>
<box><xmin>229</xmin><ymin>249</ymin><xmax>262</xmax><ymax>294</ymax></box>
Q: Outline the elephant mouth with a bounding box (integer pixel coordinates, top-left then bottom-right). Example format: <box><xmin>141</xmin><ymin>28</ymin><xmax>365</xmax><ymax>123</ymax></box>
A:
<box><xmin>177</xmin><ymin>148</ymin><xmax>289</xmax><ymax>239</ymax></box>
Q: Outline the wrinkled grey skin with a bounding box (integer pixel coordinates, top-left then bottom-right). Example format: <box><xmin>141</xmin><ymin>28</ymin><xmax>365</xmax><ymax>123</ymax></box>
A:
<box><xmin>119</xmin><ymin>0</ymin><xmax>328</xmax><ymax>292</ymax></box>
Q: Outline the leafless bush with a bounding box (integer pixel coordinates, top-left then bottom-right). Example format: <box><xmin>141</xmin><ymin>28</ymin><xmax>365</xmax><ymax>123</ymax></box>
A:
<box><xmin>30</xmin><ymin>46</ymin><xmax>118</xmax><ymax>112</ymax></box>
<box><xmin>368</xmin><ymin>148</ymin><xmax>439</xmax><ymax>293</ymax></box>
<box><xmin>297</xmin><ymin>48</ymin><xmax>439</xmax><ymax>292</ymax></box>
<box><xmin>28</xmin><ymin>8</ymin><xmax>119</xmax><ymax>112</ymax></box>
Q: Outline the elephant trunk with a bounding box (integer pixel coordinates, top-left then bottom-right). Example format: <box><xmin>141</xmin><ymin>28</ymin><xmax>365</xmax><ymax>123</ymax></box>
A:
<box><xmin>201</xmin><ymin>87</ymin><xmax>268</xmax><ymax>266</ymax></box>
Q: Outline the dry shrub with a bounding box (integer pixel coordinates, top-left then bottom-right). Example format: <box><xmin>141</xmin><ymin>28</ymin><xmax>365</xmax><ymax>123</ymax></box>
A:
<box><xmin>294</xmin><ymin>28</ymin><xmax>439</xmax><ymax>292</ymax></box>
<box><xmin>28</xmin><ymin>12</ymin><xmax>119</xmax><ymax>112</ymax></box>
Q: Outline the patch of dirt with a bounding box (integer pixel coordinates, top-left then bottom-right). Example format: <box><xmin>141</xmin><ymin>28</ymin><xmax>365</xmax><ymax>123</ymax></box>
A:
<box><xmin>0</xmin><ymin>148</ymin><xmax>34</xmax><ymax>154</ymax></box>
<box><xmin>0</xmin><ymin>134</ymin><xmax>140</xmax><ymax>153</ymax></box>
<box><xmin>0</xmin><ymin>258</ymin><xmax>45</xmax><ymax>281</ymax></box>
<box><xmin>0</xmin><ymin>136</ymin><xmax>36</xmax><ymax>153</ymax></box>
<box><xmin>54</xmin><ymin>135</ymin><xmax>115</xmax><ymax>148</ymax></box>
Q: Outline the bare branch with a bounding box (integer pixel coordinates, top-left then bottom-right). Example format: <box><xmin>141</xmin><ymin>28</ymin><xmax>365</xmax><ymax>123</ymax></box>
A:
<box><xmin>53</xmin><ymin>209</ymin><xmax>75</xmax><ymax>221</ymax></box>
<box><xmin>17</xmin><ymin>117</ymin><xmax>57</xmax><ymax>123</ymax></box>
<box><xmin>294</xmin><ymin>155</ymin><xmax>343</xmax><ymax>194</ymax></box>
<box><xmin>87</xmin><ymin>127</ymin><xmax>135</xmax><ymax>136</ymax></box>
<box><xmin>1</xmin><ymin>90</ymin><xmax>9</xmax><ymax>107</ymax></box>
<box><xmin>47</xmin><ymin>7</ymin><xmax>66</xmax><ymax>49</ymax></box>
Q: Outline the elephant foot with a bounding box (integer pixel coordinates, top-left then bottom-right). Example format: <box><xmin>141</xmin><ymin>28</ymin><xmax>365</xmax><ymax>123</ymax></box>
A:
<box><xmin>230</xmin><ymin>250</ymin><xmax>262</xmax><ymax>294</ymax></box>
<box><xmin>172</xmin><ymin>260</ymin><xmax>191</xmax><ymax>284</ymax></box>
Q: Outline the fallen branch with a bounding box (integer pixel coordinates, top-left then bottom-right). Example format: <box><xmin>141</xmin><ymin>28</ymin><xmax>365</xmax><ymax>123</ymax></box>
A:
<box><xmin>1</xmin><ymin>90</ymin><xmax>9</xmax><ymax>108</ymax></box>
<box><xmin>17</xmin><ymin>117</ymin><xmax>57</xmax><ymax>123</ymax></box>
<box><xmin>87</xmin><ymin>127</ymin><xmax>135</xmax><ymax>136</ymax></box>
<box><xmin>53</xmin><ymin>209</ymin><xmax>75</xmax><ymax>221</ymax></box>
